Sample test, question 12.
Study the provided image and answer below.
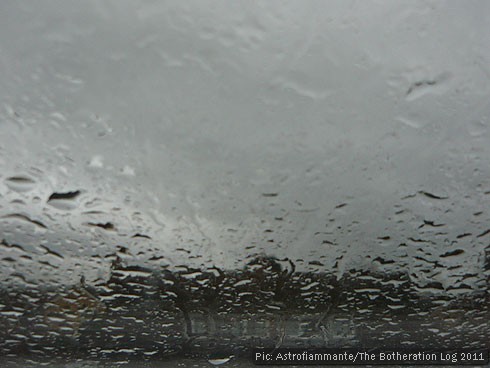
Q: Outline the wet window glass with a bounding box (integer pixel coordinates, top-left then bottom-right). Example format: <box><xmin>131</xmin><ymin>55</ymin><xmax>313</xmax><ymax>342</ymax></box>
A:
<box><xmin>0</xmin><ymin>1</ymin><xmax>489</xmax><ymax>367</ymax></box>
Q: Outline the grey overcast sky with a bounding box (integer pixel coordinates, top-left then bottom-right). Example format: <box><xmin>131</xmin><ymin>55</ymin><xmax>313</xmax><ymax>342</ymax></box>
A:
<box><xmin>1</xmin><ymin>1</ymin><xmax>489</xmax><ymax>291</ymax></box>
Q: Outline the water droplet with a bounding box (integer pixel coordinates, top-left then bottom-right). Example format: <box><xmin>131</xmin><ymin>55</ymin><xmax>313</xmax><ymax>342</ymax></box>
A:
<box><xmin>47</xmin><ymin>190</ymin><xmax>81</xmax><ymax>210</ymax></box>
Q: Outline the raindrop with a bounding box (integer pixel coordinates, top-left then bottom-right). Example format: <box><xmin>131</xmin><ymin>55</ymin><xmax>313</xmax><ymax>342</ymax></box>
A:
<box><xmin>4</xmin><ymin>176</ymin><xmax>36</xmax><ymax>192</ymax></box>
<box><xmin>47</xmin><ymin>190</ymin><xmax>81</xmax><ymax>210</ymax></box>
<box><xmin>208</xmin><ymin>353</ymin><xmax>235</xmax><ymax>366</ymax></box>
<box><xmin>87</xmin><ymin>222</ymin><xmax>115</xmax><ymax>231</ymax></box>
<box><xmin>2</xmin><ymin>213</ymin><xmax>47</xmax><ymax>229</ymax></box>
